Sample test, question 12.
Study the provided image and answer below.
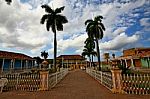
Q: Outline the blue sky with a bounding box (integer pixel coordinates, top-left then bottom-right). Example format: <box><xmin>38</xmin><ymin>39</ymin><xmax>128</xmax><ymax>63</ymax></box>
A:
<box><xmin>0</xmin><ymin>0</ymin><xmax>150</xmax><ymax>60</ymax></box>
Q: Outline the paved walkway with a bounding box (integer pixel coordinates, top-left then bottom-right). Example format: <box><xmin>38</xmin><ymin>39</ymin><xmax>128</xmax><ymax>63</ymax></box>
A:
<box><xmin>0</xmin><ymin>70</ymin><xmax>150</xmax><ymax>99</ymax></box>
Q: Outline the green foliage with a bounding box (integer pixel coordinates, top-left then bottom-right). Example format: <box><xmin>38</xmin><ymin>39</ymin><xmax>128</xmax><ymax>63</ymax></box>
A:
<box><xmin>41</xmin><ymin>50</ymin><xmax>48</xmax><ymax>60</ymax></box>
<box><xmin>85</xmin><ymin>15</ymin><xmax>105</xmax><ymax>71</ymax></box>
<box><xmin>82</xmin><ymin>37</ymin><xmax>96</xmax><ymax>64</ymax></box>
<box><xmin>33</xmin><ymin>56</ymin><xmax>42</xmax><ymax>66</ymax></box>
<box><xmin>118</xmin><ymin>64</ymin><xmax>131</xmax><ymax>74</ymax></box>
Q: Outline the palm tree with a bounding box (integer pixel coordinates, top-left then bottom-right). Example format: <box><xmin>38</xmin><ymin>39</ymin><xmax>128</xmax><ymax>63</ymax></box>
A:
<box><xmin>5</xmin><ymin>0</ymin><xmax>12</xmax><ymax>5</ymax></box>
<box><xmin>85</xmin><ymin>15</ymin><xmax>105</xmax><ymax>71</ymax></box>
<box><xmin>112</xmin><ymin>53</ymin><xmax>115</xmax><ymax>59</ymax></box>
<box><xmin>41</xmin><ymin>51</ymin><xmax>48</xmax><ymax>60</ymax></box>
<box><xmin>40</xmin><ymin>5</ymin><xmax>68</xmax><ymax>71</ymax></box>
<box><xmin>91</xmin><ymin>51</ymin><xmax>97</xmax><ymax>67</ymax></box>
<box><xmin>84</xmin><ymin>37</ymin><xmax>95</xmax><ymax>50</ymax></box>
<box><xmin>82</xmin><ymin>37</ymin><xmax>95</xmax><ymax>67</ymax></box>
<box><xmin>85</xmin><ymin>37</ymin><xmax>96</xmax><ymax>67</ymax></box>
<box><xmin>82</xmin><ymin>48</ymin><xmax>91</xmax><ymax>67</ymax></box>
<box><xmin>104</xmin><ymin>53</ymin><xmax>110</xmax><ymax>64</ymax></box>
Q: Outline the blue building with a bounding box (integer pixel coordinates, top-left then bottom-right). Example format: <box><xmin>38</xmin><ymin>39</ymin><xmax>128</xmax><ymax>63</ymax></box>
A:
<box><xmin>0</xmin><ymin>51</ymin><xmax>36</xmax><ymax>73</ymax></box>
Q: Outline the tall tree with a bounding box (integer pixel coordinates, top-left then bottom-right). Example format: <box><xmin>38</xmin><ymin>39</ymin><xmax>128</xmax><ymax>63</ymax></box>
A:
<box><xmin>40</xmin><ymin>5</ymin><xmax>68</xmax><ymax>71</ymax></box>
<box><xmin>82</xmin><ymin>47</ymin><xmax>91</xmax><ymax>67</ymax></box>
<box><xmin>85</xmin><ymin>15</ymin><xmax>105</xmax><ymax>71</ymax></box>
<box><xmin>91</xmin><ymin>50</ymin><xmax>97</xmax><ymax>67</ymax></box>
<box><xmin>82</xmin><ymin>37</ymin><xmax>96</xmax><ymax>67</ymax></box>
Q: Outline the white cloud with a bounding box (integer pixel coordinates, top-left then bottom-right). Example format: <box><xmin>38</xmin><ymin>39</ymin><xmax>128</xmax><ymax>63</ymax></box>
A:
<box><xmin>0</xmin><ymin>0</ymin><xmax>149</xmax><ymax>58</ymax></box>
<box><xmin>57</xmin><ymin>33</ymin><xmax>87</xmax><ymax>54</ymax></box>
<box><xmin>100</xmin><ymin>33</ymin><xmax>139</xmax><ymax>50</ymax></box>
<box><xmin>140</xmin><ymin>18</ymin><xmax>150</xmax><ymax>32</ymax></box>
<box><xmin>140</xmin><ymin>18</ymin><xmax>150</xmax><ymax>26</ymax></box>
<box><xmin>0</xmin><ymin>0</ymin><xmax>53</xmax><ymax>55</ymax></box>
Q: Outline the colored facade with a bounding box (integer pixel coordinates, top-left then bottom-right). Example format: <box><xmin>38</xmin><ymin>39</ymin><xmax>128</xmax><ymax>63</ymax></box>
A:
<box><xmin>112</xmin><ymin>48</ymin><xmax>150</xmax><ymax>69</ymax></box>
<box><xmin>57</xmin><ymin>55</ymin><xmax>86</xmax><ymax>70</ymax></box>
<box><xmin>0</xmin><ymin>51</ymin><xmax>36</xmax><ymax>73</ymax></box>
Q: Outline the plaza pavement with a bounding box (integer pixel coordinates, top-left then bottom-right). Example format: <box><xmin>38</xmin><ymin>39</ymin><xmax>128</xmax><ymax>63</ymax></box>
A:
<box><xmin>0</xmin><ymin>70</ymin><xmax>150</xmax><ymax>99</ymax></box>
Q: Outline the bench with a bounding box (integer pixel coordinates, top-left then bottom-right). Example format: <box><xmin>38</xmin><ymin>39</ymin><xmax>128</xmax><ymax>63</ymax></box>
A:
<box><xmin>0</xmin><ymin>78</ymin><xmax>8</xmax><ymax>93</ymax></box>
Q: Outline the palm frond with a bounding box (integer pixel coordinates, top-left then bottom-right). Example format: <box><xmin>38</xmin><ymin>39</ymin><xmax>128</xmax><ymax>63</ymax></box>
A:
<box><xmin>5</xmin><ymin>0</ymin><xmax>12</xmax><ymax>5</ymax></box>
<box><xmin>97</xmin><ymin>27</ymin><xmax>104</xmax><ymax>39</ymax></box>
<box><xmin>95</xmin><ymin>15</ymin><xmax>103</xmax><ymax>21</ymax></box>
<box><xmin>46</xmin><ymin>15</ymin><xmax>54</xmax><ymax>31</ymax></box>
<box><xmin>98</xmin><ymin>23</ymin><xmax>105</xmax><ymax>31</ymax></box>
<box><xmin>87</xmin><ymin>31</ymin><xmax>94</xmax><ymax>38</ymax></box>
<box><xmin>52</xmin><ymin>24</ymin><xmax>56</xmax><ymax>33</ymax></box>
<box><xmin>55</xmin><ymin>6</ymin><xmax>65</xmax><ymax>13</ymax></box>
<box><xmin>56</xmin><ymin>22</ymin><xmax>63</xmax><ymax>31</ymax></box>
<box><xmin>82</xmin><ymin>52</ymin><xmax>86</xmax><ymax>57</ymax></box>
<box><xmin>40</xmin><ymin>14</ymin><xmax>48</xmax><ymax>24</ymax></box>
<box><xmin>86</xmin><ymin>22</ymin><xmax>94</xmax><ymax>32</ymax></box>
<box><xmin>56</xmin><ymin>14</ymin><xmax>68</xmax><ymax>24</ymax></box>
<box><xmin>41</xmin><ymin>4</ymin><xmax>54</xmax><ymax>13</ymax></box>
<box><xmin>91</xmin><ymin>51</ymin><xmax>97</xmax><ymax>56</ymax></box>
<box><xmin>46</xmin><ymin>21</ymin><xmax>50</xmax><ymax>31</ymax></box>
<box><xmin>85</xmin><ymin>19</ymin><xmax>93</xmax><ymax>25</ymax></box>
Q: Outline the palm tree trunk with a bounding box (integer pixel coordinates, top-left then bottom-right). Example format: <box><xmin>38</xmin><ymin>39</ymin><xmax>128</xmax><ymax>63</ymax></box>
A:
<box><xmin>96</xmin><ymin>39</ymin><xmax>101</xmax><ymax>71</ymax></box>
<box><xmin>89</xmin><ymin>56</ymin><xmax>91</xmax><ymax>68</ymax></box>
<box><xmin>53</xmin><ymin>31</ymin><xmax>57</xmax><ymax>72</ymax></box>
<box><xmin>92</xmin><ymin>55</ymin><xmax>93</xmax><ymax>67</ymax></box>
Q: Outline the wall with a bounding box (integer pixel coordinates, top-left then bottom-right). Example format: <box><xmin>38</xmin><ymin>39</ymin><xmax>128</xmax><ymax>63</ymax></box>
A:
<box><xmin>123</xmin><ymin>49</ymin><xmax>136</xmax><ymax>56</ymax></box>
<box><xmin>14</xmin><ymin>59</ymin><xmax>21</xmax><ymax>69</ymax></box>
<box><xmin>141</xmin><ymin>58</ymin><xmax>150</xmax><ymax>68</ymax></box>
<box><xmin>134</xmin><ymin>59</ymin><xmax>141</xmax><ymax>67</ymax></box>
<box><xmin>3</xmin><ymin>59</ymin><xmax>11</xmax><ymax>71</ymax></box>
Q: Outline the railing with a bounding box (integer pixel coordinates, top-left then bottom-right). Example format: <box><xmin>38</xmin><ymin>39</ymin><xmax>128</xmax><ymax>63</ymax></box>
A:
<box><xmin>122</xmin><ymin>74</ymin><xmax>150</xmax><ymax>94</ymax></box>
<box><xmin>86</xmin><ymin>68</ymin><xmax>150</xmax><ymax>95</ymax></box>
<box><xmin>48</xmin><ymin>69</ymin><xmax>68</xmax><ymax>89</ymax></box>
<box><xmin>0</xmin><ymin>69</ymin><xmax>68</xmax><ymax>92</ymax></box>
<box><xmin>86</xmin><ymin>68</ymin><xmax>113</xmax><ymax>90</ymax></box>
<box><xmin>0</xmin><ymin>73</ymin><xmax>41</xmax><ymax>91</ymax></box>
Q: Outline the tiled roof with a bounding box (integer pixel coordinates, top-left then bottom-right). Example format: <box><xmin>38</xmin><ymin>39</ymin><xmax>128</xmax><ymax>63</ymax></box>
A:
<box><xmin>57</xmin><ymin>55</ymin><xmax>85</xmax><ymax>60</ymax></box>
<box><xmin>124</xmin><ymin>47</ymin><xmax>150</xmax><ymax>51</ymax></box>
<box><xmin>137</xmin><ymin>51</ymin><xmax>150</xmax><ymax>57</ymax></box>
<box><xmin>115</xmin><ymin>47</ymin><xmax>150</xmax><ymax>60</ymax></box>
<box><xmin>0</xmin><ymin>50</ymin><xmax>33</xmax><ymax>60</ymax></box>
<box><xmin>114</xmin><ymin>52</ymin><xmax>150</xmax><ymax>60</ymax></box>
<box><xmin>114</xmin><ymin>56</ymin><xmax>138</xmax><ymax>60</ymax></box>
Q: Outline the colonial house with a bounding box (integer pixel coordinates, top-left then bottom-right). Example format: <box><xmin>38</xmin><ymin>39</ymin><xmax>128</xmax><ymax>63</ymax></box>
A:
<box><xmin>57</xmin><ymin>55</ymin><xmax>86</xmax><ymax>70</ymax></box>
<box><xmin>112</xmin><ymin>48</ymin><xmax>150</xmax><ymax>69</ymax></box>
<box><xmin>0</xmin><ymin>50</ymin><xmax>36</xmax><ymax>73</ymax></box>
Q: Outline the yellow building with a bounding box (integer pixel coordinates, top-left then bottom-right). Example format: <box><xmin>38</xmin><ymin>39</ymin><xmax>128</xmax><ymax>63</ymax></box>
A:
<box><xmin>57</xmin><ymin>55</ymin><xmax>86</xmax><ymax>70</ymax></box>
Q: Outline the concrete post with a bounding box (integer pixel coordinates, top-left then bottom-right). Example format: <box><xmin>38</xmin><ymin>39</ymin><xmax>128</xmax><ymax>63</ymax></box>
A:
<box><xmin>111</xmin><ymin>68</ymin><xmax>124</xmax><ymax>94</ymax></box>
<box><xmin>39</xmin><ymin>60</ymin><xmax>49</xmax><ymax>91</ymax></box>
<box><xmin>39</xmin><ymin>71</ymin><xmax>49</xmax><ymax>91</ymax></box>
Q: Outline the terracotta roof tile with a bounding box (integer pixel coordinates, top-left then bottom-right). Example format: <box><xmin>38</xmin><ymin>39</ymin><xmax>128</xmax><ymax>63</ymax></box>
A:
<box><xmin>0</xmin><ymin>50</ymin><xmax>33</xmax><ymax>60</ymax></box>
<box><xmin>57</xmin><ymin>55</ymin><xmax>85</xmax><ymax>60</ymax></box>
